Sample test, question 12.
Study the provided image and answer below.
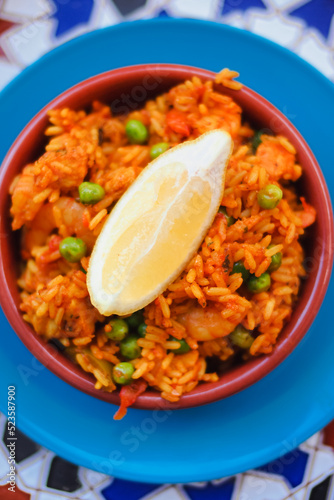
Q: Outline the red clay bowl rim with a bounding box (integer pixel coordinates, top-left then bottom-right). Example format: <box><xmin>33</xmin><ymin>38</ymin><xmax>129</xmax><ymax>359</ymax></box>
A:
<box><xmin>0</xmin><ymin>63</ymin><xmax>333</xmax><ymax>411</ymax></box>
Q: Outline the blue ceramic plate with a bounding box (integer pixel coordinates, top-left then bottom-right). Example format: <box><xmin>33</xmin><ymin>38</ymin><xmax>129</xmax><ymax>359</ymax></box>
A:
<box><xmin>0</xmin><ymin>19</ymin><xmax>333</xmax><ymax>484</ymax></box>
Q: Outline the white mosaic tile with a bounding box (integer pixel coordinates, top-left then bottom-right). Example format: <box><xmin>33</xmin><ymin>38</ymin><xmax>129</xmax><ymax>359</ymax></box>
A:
<box><xmin>309</xmin><ymin>450</ymin><xmax>334</xmax><ymax>482</ymax></box>
<box><xmin>93</xmin><ymin>0</ymin><xmax>121</xmax><ymax>29</ymax></box>
<box><xmin>294</xmin><ymin>489</ymin><xmax>306</xmax><ymax>500</ymax></box>
<box><xmin>1</xmin><ymin>0</ymin><xmax>52</xmax><ymax>21</ymax></box>
<box><xmin>15</xmin><ymin>473</ymin><xmax>37</xmax><ymax>493</ymax></box>
<box><xmin>36</xmin><ymin>452</ymin><xmax>56</xmax><ymax>491</ymax></box>
<box><xmin>148</xmin><ymin>486</ymin><xmax>185</xmax><ymax>500</ymax></box>
<box><xmin>36</xmin><ymin>492</ymin><xmax>74</xmax><ymax>500</ymax></box>
<box><xmin>304</xmin><ymin>432</ymin><xmax>321</xmax><ymax>449</ymax></box>
<box><xmin>220</xmin><ymin>12</ymin><xmax>246</xmax><ymax>29</ymax></box>
<box><xmin>1</xmin><ymin>18</ymin><xmax>54</xmax><ymax>67</ymax></box>
<box><xmin>82</xmin><ymin>0</ymin><xmax>119</xmax><ymax>30</ymax></box>
<box><xmin>80</xmin><ymin>467</ymin><xmax>110</xmax><ymax>489</ymax></box>
<box><xmin>168</xmin><ymin>0</ymin><xmax>219</xmax><ymax>20</ymax></box>
<box><xmin>247</xmin><ymin>11</ymin><xmax>304</xmax><ymax>48</ymax></box>
<box><xmin>18</xmin><ymin>456</ymin><xmax>46</xmax><ymax>489</ymax></box>
<box><xmin>239</xmin><ymin>473</ymin><xmax>291</xmax><ymax>500</ymax></box>
<box><xmin>295</xmin><ymin>31</ymin><xmax>334</xmax><ymax>80</ymax></box>
<box><xmin>80</xmin><ymin>490</ymin><xmax>103</xmax><ymax>500</ymax></box>
<box><xmin>212</xmin><ymin>476</ymin><xmax>234</xmax><ymax>486</ymax></box>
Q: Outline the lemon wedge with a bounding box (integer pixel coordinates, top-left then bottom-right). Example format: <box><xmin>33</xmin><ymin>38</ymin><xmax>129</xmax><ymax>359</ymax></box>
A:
<box><xmin>87</xmin><ymin>129</ymin><xmax>233</xmax><ymax>316</ymax></box>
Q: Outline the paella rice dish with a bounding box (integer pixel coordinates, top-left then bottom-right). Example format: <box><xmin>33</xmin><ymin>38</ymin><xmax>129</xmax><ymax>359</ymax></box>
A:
<box><xmin>9</xmin><ymin>69</ymin><xmax>316</xmax><ymax>418</ymax></box>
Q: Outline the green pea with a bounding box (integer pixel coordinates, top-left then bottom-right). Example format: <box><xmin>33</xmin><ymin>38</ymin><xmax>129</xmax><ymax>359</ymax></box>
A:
<box><xmin>268</xmin><ymin>244</ymin><xmax>282</xmax><ymax>273</ymax></box>
<box><xmin>120</xmin><ymin>334</ymin><xmax>141</xmax><ymax>360</ymax></box>
<box><xmin>232</xmin><ymin>261</ymin><xmax>250</xmax><ymax>282</ymax></box>
<box><xmin>79</xmin><ymin>182</ymin><xmax>105</xmax><ymax>205</ymax></box>
<box><xmin>247</xmin><ymin>272</ymin><xmax>271</xmax><ymax>293</ymax></box>
<box><xmin>112</xmin><ymin>362</ymin><xmax>134</xmax><ymax>385</ymax></box>
<box><xmin>252</xmin><ymin>130</ymin><xmax>263</xmax><ymax>152</ymax></box>
<box><xmin>150</xmin><ymin>142</ymin><xmax>169</xmax><ymax>159</ymax></box>
<box><xmin>138</xmin><ymin>323</ymin><xmax>147</xmax><ymax>338</ymax></box>
<box><xmin>169</xmin><ymin>337</ymin><xmax>190</xmax><ymax>355</ymax></box>
<box><xmin>125</xmin><ymin>310</ymin><xmax>144</xmax><ymax>329</ymax></box>
<box><xmin>257</xmin><ymin>184</ymin><xmax>283</xmax><ymax>210</ymax></box>
<box><xmin>106</xmin><ymin>319</ymin><xmax>129</xmax><ymax>341</ymax></box>
<box><xmin>125</xmin><ymin>120</ymin><xmax>148</xmax><ymax>144</ymax></box>
<box><xmin>230</xmin><ymin>325</ymin><xmax>253</xmax><ymax>349</ymax></box>
<box><xmin>59</xmin><ymin>237</ymin><xmax>87</xmax><ymax>263</ymax></box>
<box><xmin>218</xmin><ymin>206</ymin><xmax>236</xmax><ymax>227</ymax></box>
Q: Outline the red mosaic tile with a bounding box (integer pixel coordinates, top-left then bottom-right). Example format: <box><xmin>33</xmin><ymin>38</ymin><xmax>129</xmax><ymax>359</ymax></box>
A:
<box><xmin>0</xmin><ymin>19</ymin><xmax>18</xmax><ymax>58</ymax></box>
<box><xmin>0</xmin><ymin>484</ymin><xmax>30</xmax><ymax>499</ymax></box>
<box><xmin>323</xmin><ymin>421</ymin><xmax>334</xmax><ymax>448</ymax></box>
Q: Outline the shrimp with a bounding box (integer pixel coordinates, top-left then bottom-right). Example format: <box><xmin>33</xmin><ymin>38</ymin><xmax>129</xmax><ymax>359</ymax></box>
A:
<box><xmin>296</xmin><ymin>197</ymin><xmax>316</xmax><ymax>228</ymax></box>
<box><xmin>257</xmin><ymin>139</ymin><xmax>298</xmax><ymax>180</ymax></box>
<box><xmin>178</xmin><ymin>305</ymin><xmax>237</xmax><ymax>341</ymax></box>
<box><xmin>10</xmin><ymin>138</ymin><xmax>89</xmax><ymax>230</ymax></box>
<box><xmin>94</xmin><ymin>166</ymin><xmax>142</xmax><ymax>200</ymax></box>
<box><xmin>20</xmin><ymin>270</ymin><xmax>103</xmax><ymax>339</ymax></box>
<box><xmin>23</xmin><ymin>197</ymin><xmax>97</xmax><ymax>253</ymax></box>
<box><xmin>10</xmin><ymin>165</ymin><xmax>42</xmax><ymax>231</ymax></box>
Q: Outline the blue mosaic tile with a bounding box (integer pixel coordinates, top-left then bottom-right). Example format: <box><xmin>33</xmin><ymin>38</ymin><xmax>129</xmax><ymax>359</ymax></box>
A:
<box><xmin>50</xmin><ymin>0</ymin><xmax>94</xmax><ymax>37</ymax></box>
<box><xmin>111</xmin><ymin>0</ymin><xmax>147</xmax><ymax>16</ymax></box>
<box><xmin>309</xmin><ymin>475</ymin><xmax>333</xmax><ymax>500</ymax></box>
<box><xmin>156</xmin><ymin>9</ymin><xmax>171</xmax><ymax>18</ymax></box>
<box><xmin>290</xmin><ymin>0</ymin><xmax>334</xmax><ymax>39</ymax></box>
<box><xmin>47</xmin><ymin>456</ymin><xmax>81</xmax><ymax>492</ymax></box>
<box><xmin>184</xmin><ymin>478</ymin><xmax>235</xmax><ymax>500</ymax></box>
<box><xmin>2</xmin><ymin>421</ymin><xmax>40</xmax><ymax>462</ymax></box>
<box><xmin>257</xmin><ymin>448</ymin><xmax>309</xmax><ymax>488</ymax></box>
<box><xmin>222</xmin><ymin>0</ymin><xmax>266</xmax><ymax>16</ymax></box>
<box><xmin>101</xmin><ymin>478</ymin><xmax>158</xmax><ymax>500</ymax></box>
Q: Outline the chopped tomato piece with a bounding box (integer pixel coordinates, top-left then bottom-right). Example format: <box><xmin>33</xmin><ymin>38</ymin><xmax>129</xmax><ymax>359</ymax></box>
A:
<box><xmin>166</xmin><ymin>109</ymin><xmax>191</xmax><ymax>137</ymax></box>
<box><xmin>298</xmin><ymin>197</ymin><xmax>316</xmax><ymax>228</ymax></box>
<box><xmin>38</xmin><ymin>235</ymin><xmax>62</xmax><ymax>264</ymax></box>
<box><xmin>113</xmin><ymin>379</ymin><xmax>148</xmax><ymax>420</ymax></box>
<box><xmin>48</xmin><ymin>235</ymin><xmax>62</xmax><ymax>252</ymax></box>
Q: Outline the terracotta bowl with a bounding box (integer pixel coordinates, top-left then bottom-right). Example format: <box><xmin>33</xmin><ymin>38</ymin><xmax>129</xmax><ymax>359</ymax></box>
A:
<box><xmin>0</xmin><ymin>64</ymin><xmax>333</xmax><ymax>411</ymax></box>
